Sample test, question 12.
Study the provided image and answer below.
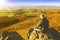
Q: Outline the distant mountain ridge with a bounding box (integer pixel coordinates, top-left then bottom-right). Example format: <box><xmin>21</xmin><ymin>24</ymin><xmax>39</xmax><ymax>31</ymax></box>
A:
<box><xmin>1</xmin><ymin>5</ymin><xmax>60</xmax><ymax>10</ymax></box>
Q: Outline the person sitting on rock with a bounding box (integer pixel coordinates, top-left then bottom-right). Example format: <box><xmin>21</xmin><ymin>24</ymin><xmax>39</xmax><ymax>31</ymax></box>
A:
<box><xmin>36</xmin><ymin>14</ymin><xmax>49</xmax><ymax>33</ymax></box>
<box><xmin>34</xmin><ymin>14</ymin><xmax>49</xmax><ymax>38</ymax></box>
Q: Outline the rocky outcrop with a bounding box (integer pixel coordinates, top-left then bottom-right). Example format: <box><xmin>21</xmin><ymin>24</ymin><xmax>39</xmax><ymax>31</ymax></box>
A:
<box><xmin>0</xmin><ymin>31</ymin><xmax>24</xmax><ymax>40</ymax></box>
<box><xmin>27</xmin><ymin>28</ymin><xmax>60</xmax><ymax>40</ymax></box>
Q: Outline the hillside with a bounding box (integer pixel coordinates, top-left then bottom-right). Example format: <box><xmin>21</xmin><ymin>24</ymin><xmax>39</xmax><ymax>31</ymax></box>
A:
<box><xmin>0</xmin><ymin>7</ymin><xmax>60</xmax><ymax>40</ymax></box>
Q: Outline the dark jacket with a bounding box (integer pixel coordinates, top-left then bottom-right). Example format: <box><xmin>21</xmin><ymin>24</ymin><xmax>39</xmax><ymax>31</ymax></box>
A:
<box><xmin>38</xmin><ymin>17</ymin><xmax>49</xmax><ymax>31</ymax></box>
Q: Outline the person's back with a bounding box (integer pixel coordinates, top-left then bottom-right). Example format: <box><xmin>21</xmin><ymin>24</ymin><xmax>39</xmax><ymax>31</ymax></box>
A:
<box><xmin>36</xmin><ymin>14</ymin><xmax>49</xmax><ymax>33</ymax></box>
<box><xmin>40</xmin><ymin>17</ymin><xmax>49</xmax><ymax>30</ymax></box>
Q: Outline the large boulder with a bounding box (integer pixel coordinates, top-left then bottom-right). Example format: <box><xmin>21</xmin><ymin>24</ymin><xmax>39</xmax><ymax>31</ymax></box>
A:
<box><xmin>27</xmin><ymin>28</ymin><xmax>60</xmax><ymax>40</ymax></box>
<box><xmin>1</xmin><ymin>31</ymin><xmax>24</xmax><ymax>40</ymax></box>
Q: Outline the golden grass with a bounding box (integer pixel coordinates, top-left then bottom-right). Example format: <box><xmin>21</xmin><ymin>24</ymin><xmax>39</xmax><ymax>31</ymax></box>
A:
<box><xmin>0</xmin><ymin>8</ymin><xmax>60</xmax><ymax>40</ymax></box>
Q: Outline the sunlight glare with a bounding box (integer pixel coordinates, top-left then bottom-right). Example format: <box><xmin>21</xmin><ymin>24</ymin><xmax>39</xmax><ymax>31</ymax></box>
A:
<box><xmin>0</xmin><ymin>0</ymin><xmax>8</xmax><ymax>10</ymax></box>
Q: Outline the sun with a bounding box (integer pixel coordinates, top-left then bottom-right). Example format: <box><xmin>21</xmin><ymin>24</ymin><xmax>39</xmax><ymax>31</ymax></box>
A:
<box><xmin>0</xmin><ymin>0</ymin><xmax>8</xmax><ymax>10</ymax></box>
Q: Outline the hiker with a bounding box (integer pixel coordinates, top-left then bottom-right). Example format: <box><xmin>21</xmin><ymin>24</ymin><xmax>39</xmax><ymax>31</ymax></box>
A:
<box><xmin>33</xmin><ymin>14</ymin><xmax>49</xmax><ymax>39</ymax></box>
<box><xmin>27</xmin><ymin>14</ymin><xmax>49</xmax><ymax>39</ymax></box>
<box><xmin>36</xmin><ymin>14</ymin><xmax>49</xmax><ymax>33</ymax></box>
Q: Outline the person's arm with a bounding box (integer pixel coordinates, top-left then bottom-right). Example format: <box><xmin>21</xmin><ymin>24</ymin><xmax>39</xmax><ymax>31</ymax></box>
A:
<box><xmin>35</xmin><ymin>20</ymin><xmax>42</xmax><ymax>27</ymax></box>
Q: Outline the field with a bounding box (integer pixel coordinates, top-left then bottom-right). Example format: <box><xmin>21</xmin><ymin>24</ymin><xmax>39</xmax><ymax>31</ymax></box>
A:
<box><xmin>0</xmin><ymin>7</ymin><xmax>60</xmax><ymax>40</ymax></box>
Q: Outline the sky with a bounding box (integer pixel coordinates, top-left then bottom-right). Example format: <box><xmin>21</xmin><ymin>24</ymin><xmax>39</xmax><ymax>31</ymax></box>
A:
<box><xmin>7</xmin><ymin>0</ymin><xmax>60</xmax><ymax>5</ymax></box>
<box><xmin>0</xmin><ymin>0</ymin><xmax>60</xmax><ymax>8</ymax></box>
<box><xmin>8</xmin><ymin>0</ymin><xmax>60</xmax><ymax>3</ymax></box>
